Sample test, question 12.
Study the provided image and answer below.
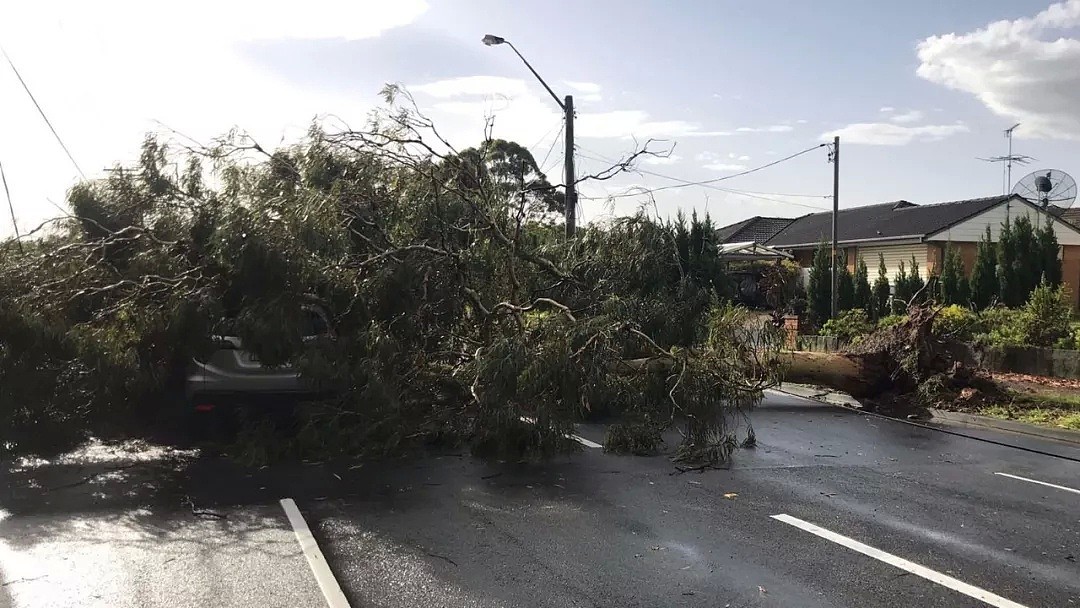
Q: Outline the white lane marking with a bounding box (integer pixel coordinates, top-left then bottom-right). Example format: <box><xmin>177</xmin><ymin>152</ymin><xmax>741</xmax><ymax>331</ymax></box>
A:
<box><xmin>519</xmin><ymin>416</ymin><xmax>602</xmax><ymax>448</ymax></box>
<box><xmin>280</xmin><ymin>498</ymin><xmax>351</xmax><ymax>608</ymax></box>
<box><xmin>771</xmin><ymin>514</ymin><xmax>1029</xmax><ymax>608</ymax></box>
<box><xmin>994</xmin><ymin>472</ymin><xmax>1080</xmax><ymax>496</ymax></box>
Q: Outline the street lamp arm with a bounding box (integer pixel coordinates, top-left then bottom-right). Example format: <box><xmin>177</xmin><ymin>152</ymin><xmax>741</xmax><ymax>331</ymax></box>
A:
<box><xmin>503</xmin><ymin>41</ymin><xmax>565</xmax><ymax>110</ymax></box>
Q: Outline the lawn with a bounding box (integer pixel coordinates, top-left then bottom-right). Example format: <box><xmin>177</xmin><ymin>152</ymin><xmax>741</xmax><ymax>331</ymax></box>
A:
<box><xmin>975</xmin><ymin>375</ymin><xmax>1080</xmax><ymax>431</ymax></box>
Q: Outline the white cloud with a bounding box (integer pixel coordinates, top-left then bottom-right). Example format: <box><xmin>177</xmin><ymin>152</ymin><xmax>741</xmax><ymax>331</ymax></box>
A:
<box><xmin>735</xmin><ymin>125</ymin><xmax>794</xmax><ymax>133</ymax></box>
<box><xmin>0</xmin><ymin>0</ymin><xmax>430</xmax><ymax>237</ymax></box>
<box><xmin>822</xmin><ymin>122</ymin><xmax>969</xmax><ymax>145</ymax></box>
<box><xmin>410</xmin><ymin>76</ymin><xmax>731</xmax><ymax>142</ymax></box>
<box><xmin>889</xmin><ymin>109</ymin><xmax>924</xmax><ymax>124</ymax></box>
<box><xmin>726</xmin><ymin>153</ymin><xmax>751</xmax><ymax>161</ymax></box>
<box><xmin>703</xmin><ymin>163</ymin><xmax>748</xmax><ymax>172</ymax></box>
<box><xmin>412</xmin><ymin>76</ymin><xmax>528</xmax><ymax>98</ymax></box>
<box><xmin>641</xmin><ymin>154</ymin><xmax>681</xmax><ymax>166</ymax></box>
<box><xmin>796</xmin><ymin>119</ymin><xmax>809</xmax><ymax>124</ymax></box>
<box><xmin>916</xmin><ymin>0</ymin><xmax>1080</xmax><ymax>139</ymax></box>
<box><xmin>879</xmin><ymin>106</ymin><xmax>896</xmax><ymax>113</ymax></box>
<box><xmin>563</xmin><ymin>81</ymin><xmax>602</xmax><ymax>103</ymax></box>
<box><xmin>564</xmin><ymin>81</ymin><xmax>602</xmax><ymax>94</ymax></box>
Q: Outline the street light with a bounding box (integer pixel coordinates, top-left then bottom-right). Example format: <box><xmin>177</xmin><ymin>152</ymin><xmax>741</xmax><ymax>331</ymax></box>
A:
<box><xmin>482</xmin><ymin>34</ymin><xmax>576</xmax><ymax>237</ymax></box>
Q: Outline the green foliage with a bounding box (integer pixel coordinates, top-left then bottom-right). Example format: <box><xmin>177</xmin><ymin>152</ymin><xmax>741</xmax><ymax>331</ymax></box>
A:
<box><xmin>979</xmin><ymin>307</ymin><xmax>1027</xmax><ymax>347</ymax></box>
<box><xmin>908</xmin><ymin>256</ymin><xmax>925</xmax><ymax>303</ymax></box>
<box><xmin>975</xmin><ymin>284</ymin><xmax>1071</xmax><ymax>348</ymax></box>
<box><xmin>807</xmin><ymin>241</ymin><xmax>832</xmax><ymax>325</ymax></box>
<box><xmin>1020</xmin><ymin>281</ymin><xmax>1072</xmax><ymax>347</ymax></box>
<box><xmin>932</xmin><ymin>304</ymin><xmax>979</xmax><ymax>341</ymax></box>
<box><xmin>971</xmin><ymin>225</ymin><xmax>997</xmax><ymax>309</ymax></box>
<box><xmin>837</xmin><ymin>264</ymin><xmax>855</xmax><ymax>312</ymax></box>
<box><xmin>820</xmin><ymin>309</ymin><xmax>873</xmax><ymax>343</ymax></box>
<box><xmin>939</xmin><ymin>245</ymin><xmax>967</xmax><ymax>305</ymax></box>
<box><xmin>854</xmin><ymin>257</ymin><xmax>872</xmax><ymax>316</ymax></box>
<box><xmin>1012</xmin><ymin>215</ymin><xmax>1040</xmax><ymax>301</ymax></box>
<box><xmin>997</xmin><ymin>217</ymin><xmax>1025</xmax><ymax>307</ymax></box>
<box><xmin>873</xmin><ymin>253</ymin><xmax>891</xmax><ymax>320</ymax></box>
<box><xmin>1038</xmin><ymin>216</ymin><xmax>1062</xmax><ymax>287</ymax></box>
<box><xmin>0</xmin><ymin>109</ymin><xmax>772</xmax><ymax>463</ymax></box>
<box><xmin>892</xmin><ymin>260</ymin><xmax>909</xmax><ymax>314</ymax></box>
<box><xmin>877</xmin><ymin>314</ymin><xmax>907</xmax><ymax>330</ymax></box>
<box><xmin>759</xmin><ymin>260</ymin><xmax>801</xmax><ymax>313</ymax></box>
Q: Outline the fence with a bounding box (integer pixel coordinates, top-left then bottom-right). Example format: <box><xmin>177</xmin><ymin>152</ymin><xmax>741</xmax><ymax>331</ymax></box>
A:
<box><xmin>976</xmin><ymin>346</ymin><xmax>1080</xmax><ymax>380</ymax></box>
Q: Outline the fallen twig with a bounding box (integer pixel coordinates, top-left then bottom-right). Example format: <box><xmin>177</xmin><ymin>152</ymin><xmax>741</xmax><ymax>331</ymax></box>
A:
<box><xmin>425</xmin><ymin>552</ymin><xmax>458</xmax><ymax>566</ymax></box>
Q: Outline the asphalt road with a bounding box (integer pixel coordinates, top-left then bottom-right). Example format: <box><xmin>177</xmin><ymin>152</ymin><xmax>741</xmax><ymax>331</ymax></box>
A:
<box><xmin>1</xmin><ymin>391</ymin><xmax>1078</xmax><ymax>607</ymax></box>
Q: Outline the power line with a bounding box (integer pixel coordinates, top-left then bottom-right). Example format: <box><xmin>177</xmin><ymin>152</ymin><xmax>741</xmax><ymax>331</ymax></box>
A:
<box><xmin>580</xmin><ymin>151</ymin><xmax>830</xmax><ymax>205</ymax></box>
<box><xmin>527</xmin><ymin>119</ymin><xmax>562</xmax><ymax>153</ymax></box>
<box><xmin>2</xmin><ymin>46</ymin><xmax>86</xmax><ymax>179</ymax></box>
<box><xmin>538</xmin><ymin>122</ymin><xmax>564</xmax><ymax>176</ymax></box>
<box><xmin>576</xmin><ymin>146</ymin><xmax>830</xmax><ymax>211</ymax></box>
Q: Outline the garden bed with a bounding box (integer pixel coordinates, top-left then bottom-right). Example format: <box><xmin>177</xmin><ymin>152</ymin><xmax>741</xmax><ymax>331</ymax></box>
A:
<box><xmin>937</xmin><ymin>372</ymin><xmax>1080</xmax><ymax>431</ymax></box>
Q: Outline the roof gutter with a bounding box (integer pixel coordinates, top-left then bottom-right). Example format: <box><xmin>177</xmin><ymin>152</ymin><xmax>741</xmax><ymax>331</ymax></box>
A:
<box><xmin>771</xmin><ymin>234</ymin><xmax>926</xmax><ymax>249</ymax></box>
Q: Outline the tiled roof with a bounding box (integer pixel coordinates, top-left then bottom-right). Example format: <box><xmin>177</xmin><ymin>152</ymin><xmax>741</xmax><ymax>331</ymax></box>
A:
<box><xmin>714</xmin><ymin>216</ymin><xmax>793</xmax><ymax>244</ymax></box>
<box><xmin>765</xmin><ymin>196</ymin><xmax>1011</xmax><ymax>248</ymax></box>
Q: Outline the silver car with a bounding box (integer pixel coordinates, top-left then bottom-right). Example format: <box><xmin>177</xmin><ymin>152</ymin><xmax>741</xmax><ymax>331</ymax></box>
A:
<box><xmin>185</xmin><ymin>305</ymin><xmax>334</xmax><ymax>412</ymax></box>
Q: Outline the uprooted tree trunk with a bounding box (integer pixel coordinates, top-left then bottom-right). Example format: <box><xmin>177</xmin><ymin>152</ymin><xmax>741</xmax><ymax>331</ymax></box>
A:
<box><xmin>778</xmin><ymin>303</ymin><xmax>1004</xmax><ymax>412</ymax></box>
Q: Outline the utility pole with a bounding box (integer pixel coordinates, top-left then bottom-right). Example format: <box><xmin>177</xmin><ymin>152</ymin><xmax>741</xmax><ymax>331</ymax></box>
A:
<box><xmin>482</xmin><ymin>34</ymin><xmax>577</xmax><ymax>238</ymax></box>
<box><xmin>831</xmin><ymin>136</ymin><xmax>840</xmax><ymax>318</ymax></box>
<box><xmin>563</xmin><ymin>95</ymin><xmax>576</xmax><ymax>238</ymax></box>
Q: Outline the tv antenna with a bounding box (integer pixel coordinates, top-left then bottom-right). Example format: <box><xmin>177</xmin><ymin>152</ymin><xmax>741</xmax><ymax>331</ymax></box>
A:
<box><xmin>978</xmin><ymin>123</ymin><xmax>1034</xmax><ymax>194</ymax></box>
<box><xmin>1012</xmin><ymin>169</ymin><xmax>1077</xmax><ymax>209</ymax></box>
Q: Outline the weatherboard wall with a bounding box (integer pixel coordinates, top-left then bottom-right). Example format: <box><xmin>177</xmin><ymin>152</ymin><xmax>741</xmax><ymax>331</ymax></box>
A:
<box><xmin>926</xmin><ymin>199</ymin><xmax>1080</xmax><ymax>246</ymax></box>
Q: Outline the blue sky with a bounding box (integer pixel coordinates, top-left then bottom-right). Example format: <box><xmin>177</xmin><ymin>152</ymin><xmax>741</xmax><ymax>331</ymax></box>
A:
<box><xmin>3</xmin><ymin>0</ymin><xmax>1080</xmax><ymax>236</ymax></box>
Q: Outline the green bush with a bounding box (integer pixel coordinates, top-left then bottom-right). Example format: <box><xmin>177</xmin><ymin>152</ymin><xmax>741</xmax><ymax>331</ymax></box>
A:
<box><xmin>820</xmin><ymin>309</ymin><xmax>873</xmax><ymax>343</ymax></box>
<box><xmin>933</xmin><ymin>305</ymin><xmax>979</xmax><ymax>341</ymax></box>
<box><xmin>1020</xmin><ymin>282</ymin><xmax>1072</xmax><ymax>347</ymax></box>
<box><xmin>976</xmin><ymin>307</ymin><xmax>1025</xmax><ymax>347</ymax></box>
<box><xmin>974</xmin><ymin>283</ymin><xmax>1071</xmax><ymax>348</ymax></box>
<box><xmin>877</xmin><ymin>314</ymin><xmax>907</xmax><ymax>330</ymax></box>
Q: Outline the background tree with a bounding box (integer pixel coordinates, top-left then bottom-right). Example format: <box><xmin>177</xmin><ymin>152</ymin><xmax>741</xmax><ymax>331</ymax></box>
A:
<box><xmin>997</xmin><ymin>217</ymin><xmax>1020</xmax><ymax>306</ymax></box>
<box><xmin>1011</xmin><ymin>215</ymin><xmax>1040</xmax><ymax>300</ymax></box>
<box><xmin>854</xmin><ymin>257</ymin><xmax>872</xmax><ymax>316</ymax></box>
<box><xmin>807</xmin><ymin>241</ymin><xmax>832</xmax><ymax>325</ymax></box>
<box><xmin>837</xmin><ymin>262</ymin><xmax>855</xmax><ymax>312</ymax></box>
<box><xmin>1037</xmin><ymin>216</ymin><xmax>1062</xmax><ymax>287</ymax></box>
<box><xmin>939</xmin><ymin>245</ymin><xmax>966</xmax><ymax>305</ymax></box>
<box><xmin>873</xmin><ymin>254</ymin><xmax>891</xmax><ymax>319</ymax></box>
<box><xmin>892</xmin><ymin>260</ymin><xmax>910</xmax><ymax>314</ymax></box>
<box><xmin>907</xmin><ymin>255</ymin><xmax>926</xmax><ymax>303</ymax></box>
<box><xmin>971</xmin><ymin>225</ymin><xmax>997</xmax><ymax>309</ymax></box>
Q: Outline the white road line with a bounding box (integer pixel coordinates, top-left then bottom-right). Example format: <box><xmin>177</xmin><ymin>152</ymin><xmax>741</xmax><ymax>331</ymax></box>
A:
<box><xmin>994</xmin><ymin>472</ymin><xmax>1080</xmax><ymax>495</ymax></box>
<box><xmin>771</xmin><ymin>514</ymin><xmax>1028</xmax><ymax>608</ymax></box>
<box><xmin>280</xmin><ymin>498</ymin><xmax>351</xmax><ymax>608</ymax></box>
<box><xmin>519</xmin><ymin>416</ymin><xmax>602</xmax><ymax>448</ymax></box>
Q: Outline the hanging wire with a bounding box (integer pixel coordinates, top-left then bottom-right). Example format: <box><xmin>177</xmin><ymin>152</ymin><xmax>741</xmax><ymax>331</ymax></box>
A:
<box><xmin>2</xmin><ymin>46</ymin><xmax>86</xmax><ymax>179</ymax></box>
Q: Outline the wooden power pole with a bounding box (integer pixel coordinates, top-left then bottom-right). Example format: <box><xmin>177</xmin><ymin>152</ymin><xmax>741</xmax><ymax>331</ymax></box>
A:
<box><xmin>831</xmin><ymin>136</ymin><xmax>840</xmax><ymax>318</ymax></box>
<box><xmin>564</xmin><ymin>95</ymin><xmax>576</xmax><ymax>238</ymax></box>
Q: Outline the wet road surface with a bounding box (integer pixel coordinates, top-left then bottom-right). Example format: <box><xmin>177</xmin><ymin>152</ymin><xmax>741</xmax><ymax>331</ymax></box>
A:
<box><xmin>1</xmin><ymin>391</ymin><xmax>1077</xmax><ymax>607</ymax></box>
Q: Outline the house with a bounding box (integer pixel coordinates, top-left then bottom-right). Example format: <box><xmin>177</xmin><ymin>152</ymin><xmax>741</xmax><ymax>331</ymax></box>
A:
<box><xmin>716</xmin><ymin>194</ymin><xmax>1080</xmax><ymax>308</ymax></box>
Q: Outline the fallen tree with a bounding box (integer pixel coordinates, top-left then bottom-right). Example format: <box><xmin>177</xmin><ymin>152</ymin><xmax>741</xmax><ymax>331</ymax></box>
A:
<box><xmin>779</xmin><ymin>300</ymin><xmax>1007</xmax><ymax>414</ymax></box>
<box><xmin>0</xmin><ymin>88</ymin><xmax>777</xmax><ymax>464</ymax></box>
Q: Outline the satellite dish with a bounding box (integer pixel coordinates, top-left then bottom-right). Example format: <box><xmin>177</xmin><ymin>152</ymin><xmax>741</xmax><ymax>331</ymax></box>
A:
<box><xmin>1012</xmin><ymin>169</ymin><xmax>1077</xmax><ymax>208</ymax></box>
